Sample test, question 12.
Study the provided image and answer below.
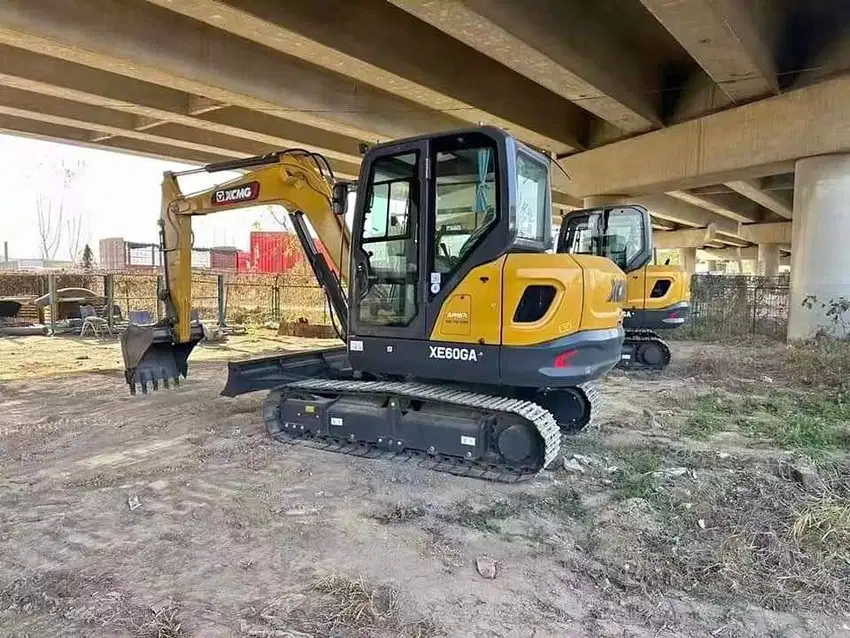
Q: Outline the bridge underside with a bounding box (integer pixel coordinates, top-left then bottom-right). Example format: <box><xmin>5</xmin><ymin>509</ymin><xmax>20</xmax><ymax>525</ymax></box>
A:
<box><xmin>2</xmin><ymin>0</ymin><xmax>850</xmax><ymax>334</ymax></box>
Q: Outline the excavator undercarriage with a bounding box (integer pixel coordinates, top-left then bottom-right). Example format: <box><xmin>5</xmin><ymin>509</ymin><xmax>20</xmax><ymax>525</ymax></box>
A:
<box><xmin>222</xmin><ymin>347</ymin><xmax>601</xmax><ymax>481</ymax></box>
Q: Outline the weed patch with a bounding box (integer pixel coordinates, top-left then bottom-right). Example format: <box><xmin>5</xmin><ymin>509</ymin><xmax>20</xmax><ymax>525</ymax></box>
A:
<box><xmin>371</xmin><ymin>502</ymin><xmax>427</xmax><ymax>525</ymax></box>
<box><xmin>537</xmin><ymin>484</ymin><xmax>585</xmax><ymax>519</ymax></box>
<box><xmin>583</xmin><ymin>459</ymin><xmax>850</xmax><ymax>614</ymax></box>
<box><xmin>597</xmin><ymin>446</ymin><xmax>666</xmax><ymax>501</ymax></box>
<box><xmin>678</xmin><ymin>390</ymin><xmax>850</xmax><ymax>452</ymax></box>
<box><xmin>441</xmin><ymin>485</ymin><xmax>585</xmax><ymax>533</ymax></box>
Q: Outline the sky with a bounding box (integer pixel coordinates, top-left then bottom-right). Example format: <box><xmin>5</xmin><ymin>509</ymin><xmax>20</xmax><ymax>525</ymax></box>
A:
<box><xmin>0</xmin><ymin>133</ymin><xmax>294</xmax><ymax>262</ymax></box>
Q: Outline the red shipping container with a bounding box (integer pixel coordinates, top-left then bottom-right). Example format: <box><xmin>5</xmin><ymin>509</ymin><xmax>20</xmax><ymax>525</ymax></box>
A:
<box><xmin>236</xmin><ymin>250</ymin><xmax>252</xmax><ymax>272</ymax></box>
<box><xmin>249</xmin><ymin>231</ymin><xmax>304</xmax><ymax>274</ymax></box>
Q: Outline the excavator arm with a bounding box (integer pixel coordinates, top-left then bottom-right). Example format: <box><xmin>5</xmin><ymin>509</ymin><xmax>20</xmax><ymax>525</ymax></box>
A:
<box><xmin>120</xmin><ymin>149</ymin><xmax>352</xmax><ymax>394</ymax></box>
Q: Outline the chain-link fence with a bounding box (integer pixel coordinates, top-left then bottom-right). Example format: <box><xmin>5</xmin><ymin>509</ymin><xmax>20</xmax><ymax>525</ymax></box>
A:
<box><xmin>675</xmin><ymin>273</ymin><xmax>790</xmax><ymax>340</ymax></box>
<box><xmin>0</xmin><ymin>269</ymin><xmax>330</xmax><ymax>327</ymax></box>
<box><xmin>0</xmin><ymin>270</ymin><xmax>795</xmax><ymax>341</ymax></box>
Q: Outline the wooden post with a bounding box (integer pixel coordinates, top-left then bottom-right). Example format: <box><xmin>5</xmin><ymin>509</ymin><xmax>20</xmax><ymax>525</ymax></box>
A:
<box><xmin>217</xmin><ymin>274</ymin><xmax>226</xmax><ymax>327</ymax></box>
<box><xmin>104</xmin><ymin>273</ymin><xmax>115</xmax><ymax>330</ymax></box>
<box><xmin>47</xmin><ymin>273</ymin><xmax>57</xmax><ymax>335</ymax></box>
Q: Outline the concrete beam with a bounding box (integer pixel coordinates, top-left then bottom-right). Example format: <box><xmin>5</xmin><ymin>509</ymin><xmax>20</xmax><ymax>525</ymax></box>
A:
<box><xmin>559</xmin><ymin>73</ymin><xmax>850</xmax><ymax>197</ymax></box>
<box><xmin>653</xmin><ymin>226</ymin><xmax>716</xmax><ymax>249</ymax></box>
<box><xmin>725</xmin><ymin>179</ymin><xmax>793</xmax><ymax>219</ymax></box>
<box><xmin>699</xmin><ymin>246</ymin><xmax>758</xmax><ymax>260</ymax></box>
<box><xmin>713</xmin><ymin>234</ymin><xmax>750</xmax><ymax>247</ymax></box>
<box><xmin>143</xmin><ymin>0</ymin><xmax>586</xmax><ymax>154</ymax></box>
<box><xmin>737</xmin><ymin>221</ymin><xmax>791</xmax><ymax>244</ymax></box>
<box><xmin>666</xmin><ymin>190</ymin><xmax>761</xmax><ymax>223</ymax></box>
<box><xmin>0</xmin><ymin>45</ymin><xmax>366</xmax><ymax>164</ymax></box>
<box><xmin>0</xmin><ymin>112</ymin><xmax>235</xmax><ymax>166</ymax></box>
<box><xmin>388</xmin><ymin>0</ymin><xmax>661</xmax><ymax>133</ymax></box>
<box><xmin>639</xmin><ymin>0</ymin><xmax>778</xmax><ymax>102</ymax></box>
<box><xmin>552</xmin><ymin>191</ymin><xmax>583</xmax><ymax>210</ymax></box>
<box><xmin>652</xmin><ymin>218</ymin><xmax>676</xmax><ymax>231</ymax></box>
<box><xmin>761</xmin><ymin>173</ymin><xmax>795</xmax><ymax>192</ymax></box>
<box><xmin>0</xmin><ymin>86</ymin><xmax>362</xmax><ymax>179</ymax></box>
<box><xmin>0</xmin><ymin>0</ymin><xmax>468</xmax><ymax>144</ymax></box>
<box><xmin>630</xmin><ymin>194</ymin><xmax>741</xmax><ymax>234</ymax></box>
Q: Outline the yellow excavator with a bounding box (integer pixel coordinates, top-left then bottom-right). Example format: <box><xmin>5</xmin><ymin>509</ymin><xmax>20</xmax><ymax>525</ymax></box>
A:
<box><xmin>121</xmin><ymin>126</ymin><xmax>635</xmax><ymax>481</ymax></box>
<box><xmin>557</xmin><ymin>205</ymin><xmax>691</xmax><ymax>370</ymax></box>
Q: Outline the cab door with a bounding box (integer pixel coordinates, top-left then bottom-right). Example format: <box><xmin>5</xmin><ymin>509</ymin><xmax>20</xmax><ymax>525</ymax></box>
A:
<box><xmin>347</xmin><ymin>140</ymin><xmax>431</xmax><ymax>371</ymax></box>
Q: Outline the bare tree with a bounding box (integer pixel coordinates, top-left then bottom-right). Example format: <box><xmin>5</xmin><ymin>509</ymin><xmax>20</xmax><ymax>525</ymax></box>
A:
<box><xmin>66</xmin><ymin>206</ymin><xmax>92</xmax><ymax>263</ymax></box>
<box><xmin>34</xmin><ymin>158</ymin><xmax>86</xmax><ymax>261</ymax></box>
<box><xmin>36</xmin><ymin>194</ymin><xmax>60</xmax><ymax>261</ymax></box>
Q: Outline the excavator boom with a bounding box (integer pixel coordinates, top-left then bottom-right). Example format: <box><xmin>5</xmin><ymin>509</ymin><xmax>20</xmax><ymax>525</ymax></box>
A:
<box><xmin>120</xmin><ymin>150</ymin><xmax>352</xmax><ymax>394</ymax></box>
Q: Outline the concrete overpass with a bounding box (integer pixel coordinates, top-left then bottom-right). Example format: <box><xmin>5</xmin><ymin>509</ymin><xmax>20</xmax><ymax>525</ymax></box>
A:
<box><xmin>0</xmin><ymin>0</ymin><xmax>848</xmax><ymax>338</ymax></box>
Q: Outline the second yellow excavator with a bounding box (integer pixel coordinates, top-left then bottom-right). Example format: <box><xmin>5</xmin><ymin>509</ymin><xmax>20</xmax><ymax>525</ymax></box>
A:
<box><xmin>121</xmin><ymin>126</ymin><xmax>635</xmax><ymax>482</ymax></box>
<box><xmin>557</xmin><ymin>205</ymin><xmax>691</xmax><ymax>370</ymax></box>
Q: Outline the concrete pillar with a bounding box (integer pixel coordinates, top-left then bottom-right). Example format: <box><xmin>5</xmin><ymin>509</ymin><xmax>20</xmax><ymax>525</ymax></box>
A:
<box><xmin>583</xmin><ymin>195</ymin><xmax>629</xmax><ymax>207</ymax></box>
<box><xmin>680</xmin><ymin>247</ymin><xmax>697</xmax><ymax>275</ymax></box>
<box><xmin>788</xmin><ymin>154</ymin><xmax>850</xmax><ymax>340</ymax></box>
<box><xmin>706</xmin><ymin>260</ymin><xmax>718</xmax><ymax>273</ymax></box>
<box><xmin>757</xmin><ymin>243</ymin><xmax>780</xmax><ymax>276</ymax></box>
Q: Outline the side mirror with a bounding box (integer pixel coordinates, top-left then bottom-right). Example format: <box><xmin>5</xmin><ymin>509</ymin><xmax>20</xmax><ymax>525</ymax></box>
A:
<box><xmin>332</xmin><ymin>182</ymin><xmax>349</xmax><ymax>216</ymax></box>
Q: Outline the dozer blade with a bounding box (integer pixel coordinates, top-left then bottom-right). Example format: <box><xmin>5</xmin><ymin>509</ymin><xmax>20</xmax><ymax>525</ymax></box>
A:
<box><xmin>120</xmin><ymin>323</ymin><xmax>202</xmax><ymax>395</ymax></box>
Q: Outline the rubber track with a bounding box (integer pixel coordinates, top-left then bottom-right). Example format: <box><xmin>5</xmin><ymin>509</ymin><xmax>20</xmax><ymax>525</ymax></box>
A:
<box><xmin>620</xmin><ymin>328</ymin><xmax>671</xmax><ymax>370</ymax></box>
<box><xmin>261</xmin><ymin>379</ymin><xmax>597</xmax><ymax>483</ymax></box>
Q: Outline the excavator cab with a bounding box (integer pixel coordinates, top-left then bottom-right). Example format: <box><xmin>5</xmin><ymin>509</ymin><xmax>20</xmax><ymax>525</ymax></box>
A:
<box><xmin>557</xmin><ymin>204</ymin><xmax>691</xmax><ymax>369</ymax></box>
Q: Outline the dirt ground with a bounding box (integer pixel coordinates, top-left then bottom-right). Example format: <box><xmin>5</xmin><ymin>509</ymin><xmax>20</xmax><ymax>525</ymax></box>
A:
<box><xmin>1</xmin><ymin>335</ymin><xmax>849</xmax><ymax>637</ymax></box>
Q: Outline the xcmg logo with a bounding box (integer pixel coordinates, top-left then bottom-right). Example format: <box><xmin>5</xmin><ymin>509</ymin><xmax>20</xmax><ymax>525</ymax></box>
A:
<box><xmin>211</xmin><ymin>181</ymin><xmax>260</xmax><ymax>206</ymax></box>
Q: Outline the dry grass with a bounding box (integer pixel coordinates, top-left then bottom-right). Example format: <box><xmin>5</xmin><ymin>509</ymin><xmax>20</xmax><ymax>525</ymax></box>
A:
<box><xmin>581</xmin><ymin>458</ymin><xmax>850</xmax><ymax>614</ymax></box>
<box><xmin>372</xmin><ymin>502</ymin><xmax>427</xmax><ymax>525</ymax></box>
<box><xmin>250</xmin><ymin>573</ymin><xmax>437</xmax><ymax>637</ymax></box>
<box><xmin>310</xmin><ymin>573</ymin><xmax>399</xmax><ymax>630</ymax></box>
<box><xmin>679</xmin><ymin>339</ymin><xmax>850</xmax><ymax>393</ymax></box>
<box><xmin>137</xmin><ymin>602</ymin><xmax>185</xmax><ymax>638</ymax></box>
<box><xmin>792</xmin><ymin>497</ymin><xmax>850</xmax><ymax>554</ymax></box>
<box><xmin>295</xmin><ymin>573</ymin><xmax>436</xmax><ymax>637</ymax></box>
<box><xmin>0</xmin><ymin>569</ymin><xmax>186</xmax><ymax>636</ymax></box>
<box><xmin>784</xmin><ymin>339</ymin><xmax>850</xmax><ymax>391</ymax></box>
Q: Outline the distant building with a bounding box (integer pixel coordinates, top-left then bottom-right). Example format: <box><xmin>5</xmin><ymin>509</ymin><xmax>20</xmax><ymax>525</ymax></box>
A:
<box><xmin>98</xmin><ymin>236</ymin><xmax>247</xmax><ymax>272</ymax></box>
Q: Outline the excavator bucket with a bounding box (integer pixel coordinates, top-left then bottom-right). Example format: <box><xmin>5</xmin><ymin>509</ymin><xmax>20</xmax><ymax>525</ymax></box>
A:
<box><xmin>120</xmin><ymin>323</ymin><xmax>201</xmax><ymax>395</ymax></box>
